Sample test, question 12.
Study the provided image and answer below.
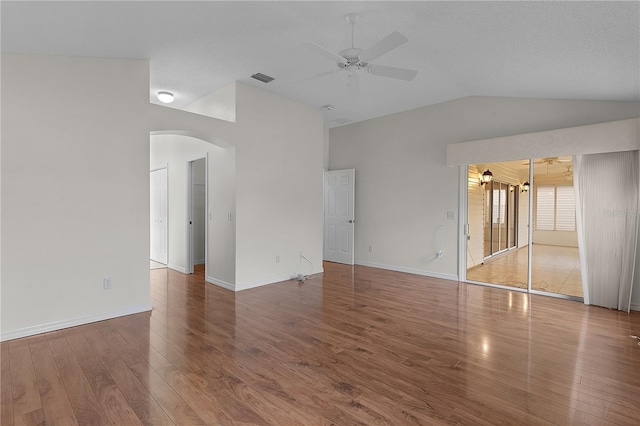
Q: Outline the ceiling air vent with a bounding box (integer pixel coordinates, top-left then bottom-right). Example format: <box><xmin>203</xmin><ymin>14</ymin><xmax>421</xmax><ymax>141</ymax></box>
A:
<box><xmin>321</xmin><ymin>104</ymin><xmax>334</xmax><ymax>111</ymax></box>
<box><xmin>251</xmin><ymin>73</ymin><xmax>274</xmax><ymax>83</ymax></box>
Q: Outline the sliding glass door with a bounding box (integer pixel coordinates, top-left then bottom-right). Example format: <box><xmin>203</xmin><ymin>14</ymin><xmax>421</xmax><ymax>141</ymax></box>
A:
<box><xmin>466</xmin><ymin>157</ymin><xmax>583</xmax><ymax>301</ymax></box>
<box><xmin>467</xmin><ymin>160</ymin><xmax>528</xmax><ymax>290</ymax></box>
<box><xmin>484</xmin><ymin>181</ymin><xmax>517</xmax><ymax>259</ymax></box>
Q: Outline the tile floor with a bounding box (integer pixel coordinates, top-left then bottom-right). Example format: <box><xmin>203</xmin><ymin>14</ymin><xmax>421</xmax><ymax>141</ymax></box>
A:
<box><xmin>466</xmin><ymin>244</ymin><xmax>583</xmax><ymax>298</ymax></box>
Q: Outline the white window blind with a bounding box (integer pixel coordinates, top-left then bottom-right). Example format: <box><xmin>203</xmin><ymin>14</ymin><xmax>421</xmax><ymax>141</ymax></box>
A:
<box><xmin>556</xmin><ymin>186</ymin><xmax>576</xmax><ymax>231</ymax></box>
<box><xmin>536</xmin><ymin>186</ymin><xmax>555</xmax><ymax>230</ymax></box>
<box><xmin>536</xmin><ymin>185</ymin><xmax>576</xmax><ymax>231</ymax></box>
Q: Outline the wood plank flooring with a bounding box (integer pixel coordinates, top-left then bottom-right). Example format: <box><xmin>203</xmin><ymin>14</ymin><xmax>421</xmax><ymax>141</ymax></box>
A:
<box><xmin>2</xmin><ymin>262</ymin><xmax>640</xmax><ymax>425</ymax></box>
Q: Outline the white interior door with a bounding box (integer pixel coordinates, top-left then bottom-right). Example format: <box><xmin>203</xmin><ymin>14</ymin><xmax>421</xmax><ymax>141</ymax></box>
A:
<box><xmin>324</xmin><ymin>169</ymin><xmax>355</xmax><ymax>265</ymax></box>
<box><xmin>191</xmin><ymin>158</ymin><xmax>206</xmax><ymax>266</ymax></box>
<box><xmin>150</xmin><ymin>168</ymin><xmax>168</xmax><ymax>264</ymax></box>
<box><xmin>186</xmin><ymin>156</ymin><xmax>207</xmax><ymax>274</ymax></box>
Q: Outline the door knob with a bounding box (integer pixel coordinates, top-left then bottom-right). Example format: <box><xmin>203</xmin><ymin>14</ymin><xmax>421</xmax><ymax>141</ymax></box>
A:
<box><xmin>347</xmin><ymin>219</ymin><xmax>355</xmax><ymax>223</ymax></box>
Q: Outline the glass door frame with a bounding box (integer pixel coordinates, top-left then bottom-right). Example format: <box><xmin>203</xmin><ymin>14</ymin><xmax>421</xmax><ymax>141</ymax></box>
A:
<box><xmin>460</xmin><ymin>161</ymin><xmax>583</xmax><ymax>303</ymax></box>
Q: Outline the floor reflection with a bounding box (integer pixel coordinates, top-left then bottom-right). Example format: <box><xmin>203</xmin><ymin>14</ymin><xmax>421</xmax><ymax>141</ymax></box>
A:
<box><xmin>133</xmin><ymin>261</ymin><xmax>639</xmax><ymax>424</ymax></box>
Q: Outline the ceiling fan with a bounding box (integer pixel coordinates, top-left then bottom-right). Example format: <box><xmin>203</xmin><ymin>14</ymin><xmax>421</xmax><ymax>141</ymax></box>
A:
<box><xmin>563</xmin><ymin>166</ymin><xmax>573</xmax><ymax>180</ymax></box>
<box><xmin>521</xmin><ymin>157</ymin><xmax>572</xmax><ymax>166</ymax></box>
<box><xmin>303</xmin><ymin>13</ymin><xmax>418</xmax><ymax>96</ymax></box>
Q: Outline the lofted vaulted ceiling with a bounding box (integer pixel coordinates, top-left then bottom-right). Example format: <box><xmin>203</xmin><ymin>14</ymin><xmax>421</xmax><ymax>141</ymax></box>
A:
<box><xmin>2</xmin><ymin>1</ymin><xmax>638</xmax><ymax>128</ymax></box>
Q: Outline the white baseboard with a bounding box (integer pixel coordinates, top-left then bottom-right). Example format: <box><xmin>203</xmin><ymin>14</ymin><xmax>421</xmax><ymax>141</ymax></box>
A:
<box><xmin>355</xmin><ymin>260</ymin><xmax>459</xmax><ymax>282</ymax></box>
<box><xmin>631</xmin><ymin>303</ymin><xmax>640</xmax><ymax>312</ymax></box>
<box><xmin>238</xmin><ymin>274</ymin><xmax>298</xmax><ymax>291</ymax></box>
<box><xmin>237</xmin><ymin>268</ymin><xmax>324</xmax><ymax>291</ymax></box>
<box><xmin>194</xmin><ymin>259</ymin><xmax>205</xmax><ymax>265</ymax></box>
<box><xmin>167</xmin><ymin>263</ymin><xmax>186</xmax><ymax>273</ymax></box>
<box><xmin>0</xmin><ymin>303</ymin><xmax>152</xmax><ymax>342</ymax></box>
<box><xmin>206</xmin><ymin>276</ymin><xmax>234</xmax><ymax>291</ymax></box>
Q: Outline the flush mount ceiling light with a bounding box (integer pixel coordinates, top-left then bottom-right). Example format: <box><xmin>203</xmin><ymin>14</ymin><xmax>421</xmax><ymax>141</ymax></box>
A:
<box><xmin>157</xmin><ymin>91</ymin><xmax>174</xmax><ymax>103</ymax></box>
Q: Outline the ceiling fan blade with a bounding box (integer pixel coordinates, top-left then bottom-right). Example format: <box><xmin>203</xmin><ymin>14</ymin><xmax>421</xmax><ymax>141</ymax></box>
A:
<box><xmin>303</xmin><ymin>42</ymin><xmax>348</xmax><ymax>65</ymax></box>
<box><xmin>347</xmin><ymin>73</ymin><xmax>360</xmax><ymax>97</ymax></box>
<box><xmin>367</xmin><ymin>64</ymin><xmax>417</xmax><ymax>81</ymax></box>
<box><xmin>360</xmin><ymin>31</ymin><xmax>408</xmax><ymax>62</ymax></box>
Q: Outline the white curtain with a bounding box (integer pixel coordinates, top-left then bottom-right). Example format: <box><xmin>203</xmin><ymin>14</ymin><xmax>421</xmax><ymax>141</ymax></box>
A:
<box><xmin>574</xmin><ymin>150</ymin><xmax>639</xmax><ymax>312</ymax></box>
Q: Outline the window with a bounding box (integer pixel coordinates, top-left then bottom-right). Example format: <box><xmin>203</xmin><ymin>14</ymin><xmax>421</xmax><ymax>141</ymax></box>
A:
<box><xmin>492</xmin><ymin>188</ymin><xmax>506</xmax><ymax>224</ymax></box>
<box><xmin>536</xmin><ymin>186</ymin><xmax>555</xmax><ymax>230</ymax></box>
<box><xmin>555</xmin><ymin>186</ymin><xmax>576</xmax><ymax>231</ymax></box>
<box><xmin>536</xmin><ymin>185</ymin><xmax>575</xmax><ymax>231</ymax></box>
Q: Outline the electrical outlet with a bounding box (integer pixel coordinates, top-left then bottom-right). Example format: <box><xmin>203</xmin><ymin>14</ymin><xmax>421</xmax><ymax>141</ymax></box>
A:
<box><xmin>103</xmin><ymin>277</ymin><xmax>112</xmax><ymax>290</ymax></box>
<box><xmin>275</xmin><ymin>255</ymin><xmax>280</xmax><ymax>264</ymax></box>
<box><xmin>368</xmin><ymin>245</ymin><xmax>373</xmax><ymax>252</ymax></box>
<box><xmin>447</xmin><ymin>211</ymin><xmax>455</xmax><ymax>219</ymax></box>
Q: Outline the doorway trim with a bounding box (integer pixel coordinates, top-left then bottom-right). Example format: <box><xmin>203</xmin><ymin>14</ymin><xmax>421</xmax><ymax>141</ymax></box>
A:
<box><xmin>186</xmin><ymin>154</ymin><xmax>208</xmax><ymax>275</ymax></box>
<box><xmin>458</xmin><ymin>166</ymin><xmax>467</xmax><ymax>280</ymax></box>
<box><xmin>150</xmin><ymin>165</ymin><xmax>169</xmax><ymax>265</ymax></box>
<box><xmin>323</xmin><ymin>168</ymin><xmax>355</xmax><ymax>265</ymax></box>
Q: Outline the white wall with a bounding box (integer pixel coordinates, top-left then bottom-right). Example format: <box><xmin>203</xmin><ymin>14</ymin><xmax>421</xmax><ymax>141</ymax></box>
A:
<box><xmin>1</xmin><ymin>54</ymin><xmax>152</xmax><ymax>340</ymax></box>
<box><xmin>1</xmin><ymin>54</ymin><xmax>323</xmax><ymax>341</ymax></box>
<box><xmin>161</xmin><ymin>82</ymin><xmax>325</xmax><ymax>292</ymax></box>
<box><xmin>532</xmin><ymin>230</ymin><xmax>578</xmax><ymax>247</ymax></box>
<box><xmin>150</xmin><ymin>135</ymin><xmax>236</xmax><ymax>287</ymax></box>
<box><xmin>234</xmin><ymin>83</ymin><xmax>324</xmax><ymax>290</ymax></box>
<box><xmin>185</xmin><ymin>82</ymin><xmax>236</xmax><ymax>123</ymax></box>
<box><xmin>467</xmin><ymin>166</ymin><xmax>484</xmax><ymax>268</ymax></box>
<box><xmin>206</xmin><ymin>146</ymin><xmax>237</xmax><ymax>288</ymax></box>
<box><xmin>633</xmin><ymin>226</ymin><xmax>640</xmax><ymax>311</ymax></box>
<box><xmin>329</xmin><ymin>96</ymin><xmax>639</xmax><ymax>281</ymax></box>
<box><xmin>323</xmin><ymin>127</ymin><xmax>330</xmax><ymax>170</ymax></box>
<box><xmin>329</xmin><ymin>108</ymin><xmax>459</xmax><ymax>279</ymax></box>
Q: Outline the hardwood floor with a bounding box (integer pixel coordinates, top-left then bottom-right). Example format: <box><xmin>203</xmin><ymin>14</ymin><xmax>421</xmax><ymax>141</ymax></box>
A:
<box><xmin>2</xmin><ymin>262</ymin><xmax>640</xmax><ymax>425</ymax></box>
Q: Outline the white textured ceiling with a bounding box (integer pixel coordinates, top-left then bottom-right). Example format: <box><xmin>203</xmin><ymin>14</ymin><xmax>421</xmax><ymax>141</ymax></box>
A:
<box><xmin>2</xmin><ymin>1</ymin><xmax>638</xmax><ymax>128</ymax></box>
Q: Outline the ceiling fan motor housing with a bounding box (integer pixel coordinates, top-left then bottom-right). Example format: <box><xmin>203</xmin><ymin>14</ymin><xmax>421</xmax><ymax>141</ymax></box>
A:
<box><xmin>338</xmin><ymin>48</ymin><xmax>368</xmax><ymax>69</ymax></box>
